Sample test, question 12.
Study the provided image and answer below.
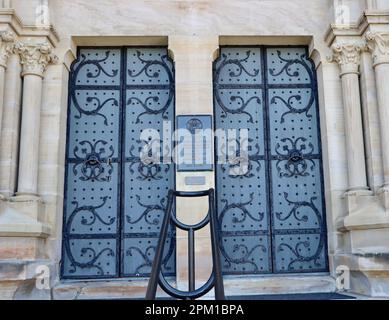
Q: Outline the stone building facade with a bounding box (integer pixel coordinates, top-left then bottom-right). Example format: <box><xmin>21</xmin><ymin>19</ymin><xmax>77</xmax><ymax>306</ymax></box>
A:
<box><xmin>1</xmin><ymin>0</ymin><xmax>389</xmax><ymax>299</ymax></box>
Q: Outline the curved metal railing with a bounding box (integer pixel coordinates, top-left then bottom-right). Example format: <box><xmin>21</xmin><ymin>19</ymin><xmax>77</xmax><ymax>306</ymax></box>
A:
<box><xmin>145</xmin><ymin>189</ymin><xmax>225</xmax><ymax>300</ymax></box>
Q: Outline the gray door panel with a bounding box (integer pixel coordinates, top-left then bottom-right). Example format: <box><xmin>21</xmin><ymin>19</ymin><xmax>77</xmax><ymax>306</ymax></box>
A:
<box><xmin>214</xmin><ymin>46</ymin><xmax>328</xmax><ymax>275</ymax></box>
<box><xmin>62</xmin><ymin>47</ymin><xmax>175</xmax><ymax>279</ymax></box>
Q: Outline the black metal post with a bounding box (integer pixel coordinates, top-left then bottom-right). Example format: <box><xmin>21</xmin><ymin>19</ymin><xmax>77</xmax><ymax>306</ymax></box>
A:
<box><xmin>209</xmin><ymin>189</ymin><xmax>226</xmax><ymax>300</ymax></box>
<box><xmin>145</xmin><ymin>190</ymin><xmax>174</xmax><ymax>300</ymax></box>
<box><xmin>188</xmin><ymin>228</ymin><xmax>195</xmax><ymax>294</ymax></box>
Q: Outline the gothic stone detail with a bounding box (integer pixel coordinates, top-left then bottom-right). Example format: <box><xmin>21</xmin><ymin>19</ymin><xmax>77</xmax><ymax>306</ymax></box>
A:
<box><xmin>330</xmin><ymin>41</ymin><xmax>366</xmax><ymax>75</ymax></box>
<box><xmin>366</xmin><ymin>32</ymin><xmax>389</xmax><ymax>67</ymax></box>
<box><xmin>15</xmin><ymin>42</ymin><xmax>58</xmax><ymax>78</ymax></box>
<box><xmin>0</xmin><ymin>30</ymin><xmax>15</xmax><ymax>68</ymax></box>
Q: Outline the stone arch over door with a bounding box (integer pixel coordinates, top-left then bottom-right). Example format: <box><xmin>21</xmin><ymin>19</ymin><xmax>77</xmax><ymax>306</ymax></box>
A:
<box><xmin>213</xmin><ymin>46</ymin><xmax>329</xmax><ymax>275</ymax></box>
<box><xmin>61</xmin><ymin>47</ymin><xmax>176</xmax><ymax>279</ymax></box>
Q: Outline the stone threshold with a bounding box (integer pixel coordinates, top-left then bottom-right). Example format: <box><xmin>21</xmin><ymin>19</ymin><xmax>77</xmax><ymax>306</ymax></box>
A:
<box><xmin>53</xmin><ymin>273</ymin><xmax>336</xmax><ymax>300</ymax></box>
<box><xmin>223</xmin><ymin>273</ymin><xmax>336</xmax><ymax>297</ymax></box>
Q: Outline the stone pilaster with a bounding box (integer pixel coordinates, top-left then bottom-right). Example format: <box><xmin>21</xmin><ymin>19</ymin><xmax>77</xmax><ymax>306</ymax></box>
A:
<box><xmin>14</xmin><ymin>42</ymin><xmax>58</xmax><ymax>197</ymax></box>
<box><xmin>168</xmin><ymin>36</ymin><xmax>219</xmax><ymax>293</ymax></box>
<box><xmin>330</xmin><ymin>42</ymin><xmax>370</xmax><ymax>195</ymax></box>
<box><xmin>0</xmin><ymin>52</ymin><xmax>21</xmax><ymax>197</ymax></box>
<box><xmin>0</xmin><ymin>30</ymin><xmax>15</xmax><ymax>68</ymax></box>
<box><xmin>0</xmin><ymin>30</ymin><xmax>15</xmax><ymax>150</ymax></box>
<box><xmin>366</xmin><ymin>32</ymin><xmax>389</xmax><ymax>210</ymax></box>
<box><xmin>0</xmin><ymin>42</ymin><xmax>55</xmax><ymax>260</ymax></box>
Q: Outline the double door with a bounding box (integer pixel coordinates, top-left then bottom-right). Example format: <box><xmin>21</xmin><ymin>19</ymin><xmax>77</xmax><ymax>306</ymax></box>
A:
<box><xmin>62</xmin><ymin>47</ymin><xmax>175</xmax><ymax>279</ymax></box>
<box><xmin>62</xmin><ymin>45</ymin><xmax>329</xmax><ymax>279</ymax></box>
<box><xmin>214</xmin><ymin>46</ymin><xmax>328</xmax><ymax>274</ymax></box>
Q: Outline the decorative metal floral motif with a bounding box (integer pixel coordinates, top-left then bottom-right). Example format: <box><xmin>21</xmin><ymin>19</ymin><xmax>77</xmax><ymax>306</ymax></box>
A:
<box><xmin>127</xmin><ymin>143</ymin><xmax>169</xmax><ymax>181</ymax></box>
<box><xmin>270</xmin><ymin>50</ymin><xmax>315</xmax><ymax>122</ymax></box>
<box><xmin>64</xmin><ymin>197</ymin><xmax>116</xmax><ymax>275</ymax></box>
<box><xmin>127</xmin><ymin>50</ymin><xmax>174</xmax><ymax>123</ymax></box>
<box><xmin>214</xmin><ymin>50</ymin><xmax>261</xmax><ymax>122</ymax></box>
<box><xmin>222</xmin><ymin>243</ymin><xmax>267</xmax><ymax>272</ymax></box>
<box><xmin>220</xmin><ymin>138</ymin><xmax>262</xmax><ymax>178</ymax></box>
<box><xmin>126</xmin><ymin>195</ymin><xmax>166</xmax><ymax>226</ymax></box>
<box><xmin>275</xmin><ymin>137</ymin><xmax>315</xmax><ymax>178</ymax></box>
<box><xmin>215</xmin><ymin>50</ymin><xmax>260</xmax><ymax>81</ymax></box>
<box><xmin>276</xmin><ymin>193</ymin><xmax>325</xmax><ymax>271</ymax></box>
<box><xmin>218</xmin><ymin>193</ymin><xmax>266</xmax><ymax>272</ymax></box>
<box><xmin>271</xmin><ymin>93</ymin><xmax>314</xmax><ymax>123</ymax></box>
<box><xmin>219</xmin><ymin>193</ymin><xmax>264</xmax><ymax>225</ymax></box>
<box><xmin>125</xmin><ymin>196</ymin><xmax>175</xmax><ymax>275</ymax></box>
<box><xmin>269</xmin><ymin>50</ymin><xmax>313</xmax><ymax>82</ymax></box>
<box><xmin>126</xmin><ymin>239</ymin><xmax>175</xmax><ymax>275</ymax></box>
<box><xmin>72</xmin><ymin>95</ymin><xmax>118</xmax><ymax>126</ymax></box>
<box><xmin>71</xmin><ymin>51</ymin><xmax>119</xmax><ymax>125</ymax></box>
<box><xmin>72</xmin><ymin>140</ymin><xmax>114</xmax><ymax>182</ymax></box>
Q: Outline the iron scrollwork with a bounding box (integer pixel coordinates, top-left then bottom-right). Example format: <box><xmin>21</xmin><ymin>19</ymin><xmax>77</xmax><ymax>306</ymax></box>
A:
<box><xmin>126</xmin><ymin>195</ymin><xmax>165</xmax><ymax>226</ymax></box>
<box><xmin>127</xmin><ymin>143</ymin><xmax>170</xmax><ymax>181</ymax></box>
<box><xmin>126</xmin><ymin>196</ymin><xmax>175</xmax><ymax>275</ymax></box>
<box><xmin>127</xmin><ymin>51</ymin><xmax>174</xmax><ymax>123</ymax></box>
<box><xmin>214</xmin><ymin>46</ymin><xmax>327</xmax><ymax>275</ymax></box>
<box><xmin>275</xmin><ymin>137</ymin><xmax>316</xmax><ymax>178</ymax></box>
<box><xmin>71</xmin><ymin>51</ymin><xmax>119</xmax><ymax>125</ymax></box>
<box><xmin>269</xmin><ymin>50</ymin><xmax>314</xmax><ymax>83</ymax></box>
<box><xmin>270</xmin><ymin>50</ymin><xmax>315</xmax><ymax>122</ymax></box>
<box><xmin>220</xmin><ymin>138</ymin><xmax>262</xmax><ymax>179</ymax></box>
<box><xmin>64</xmin><ymin>197</ymin><xmax>116</xmax><ymax>276</ymax></box>
<box><xmin>214</xmin><ymin>50</ymin><xmax>261</xmax><ymax>122</ymax></box>
<box><xmin>72</xmin><ymin>140</ymin><xmax>114</xmax><ymax>182</ymax></box>
<box><xmin>63</xmin><ymin>47</ymin><xmax>175</xmax><ymax>279</ymax></box>
<box><xmin>218</xmin><ymin>193</ymin><xmax>266</xmax><ymax>272</ymax></box>
<box><xmin>276</xmin><ymin>193</ymin><xmax>325</xmax><ymax>271</ymax></box>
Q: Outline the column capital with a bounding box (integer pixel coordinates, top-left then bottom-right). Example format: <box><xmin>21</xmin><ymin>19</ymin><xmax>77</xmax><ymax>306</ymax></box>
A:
<box><xmin>0</xmin><ymin>30</ymin><xmax>16</xmax><ymax>68</ymax></box>
<box><xmin>329</xmin><ymin>41</ymin><xmax>366</xmax><ymax>76</ymax></box>
<box><xmin>15</xmin><ymin>42</ymin><xmax>58</xmax><ymax>78</ymax></box>
<box><xmin>366</xmin><ymin>32</ymin><xmax>389</xmax><ymax>67</ymax></box>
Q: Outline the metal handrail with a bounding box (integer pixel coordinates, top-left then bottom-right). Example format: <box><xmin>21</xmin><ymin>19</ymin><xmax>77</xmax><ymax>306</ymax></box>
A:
<box><xmin>145</xmin><ymin>188</ymin><xmax>225</xmax><ymax>300</ymax></box>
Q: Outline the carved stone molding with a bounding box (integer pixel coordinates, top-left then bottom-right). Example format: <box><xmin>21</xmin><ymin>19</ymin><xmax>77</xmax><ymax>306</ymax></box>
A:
<box><xmin>0</xmin><ymin>30</ymin><xmax>15</xmax><ymax>68</ymax></box>
<box><xmin>366</xmin><ymin>32</ymin><xmax>389</xmax><ymax>67</ymax></box>
<box><xmin>14</xmin><ymin>42</ymin><xmax>58</xmax><ymax>78</ymax></box>
<box><xmin>329</xmin><ymin>41</ymin><xmax>366</xmax><ymax>76</ymax></box>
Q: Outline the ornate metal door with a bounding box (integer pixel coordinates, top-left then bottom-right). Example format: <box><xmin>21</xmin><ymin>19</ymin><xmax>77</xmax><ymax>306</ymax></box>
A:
<box><xmin>62</xmin><ymin>47</ymin><xmax>175</xmax><ymax>279</ymax></box>
<box><xmin>214</xmin><ymin>46</ymin><xmax>328</xmax><ymax>274</ymax></box>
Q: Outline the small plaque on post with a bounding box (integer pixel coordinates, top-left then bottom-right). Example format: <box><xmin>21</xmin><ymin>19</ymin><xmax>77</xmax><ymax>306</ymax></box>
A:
<box><xmin>176</xmin><ymin>115</ymin><xmax>213</xmax><ymax>172</ymax></box>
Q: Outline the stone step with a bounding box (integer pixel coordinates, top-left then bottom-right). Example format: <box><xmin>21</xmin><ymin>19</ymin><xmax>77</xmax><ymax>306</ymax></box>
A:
<box><xmin>53</xmin><ymin>274</ymin><xmax>336</xmax><ymax>300</ymax></box>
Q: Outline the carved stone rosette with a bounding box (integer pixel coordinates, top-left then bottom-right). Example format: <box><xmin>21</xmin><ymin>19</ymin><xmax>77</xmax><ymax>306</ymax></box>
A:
<box><xmin>366</xmin><ymin>32</ymin><xmax>389</xmax><ymax>67</ymax></box>
<box><xmin>330</xmin><ymin>41</ymin><xmax>366</xmax><ymax>76</ymax></box>
<box><xmin>15</xmin><ymin>42</ymin><xmax>58</xmax><ymax>78</ymax></box>
<box><xmin>0</xmin><ymin>30</ymin><xmax>16</xmax><ymax>68</ymax></box>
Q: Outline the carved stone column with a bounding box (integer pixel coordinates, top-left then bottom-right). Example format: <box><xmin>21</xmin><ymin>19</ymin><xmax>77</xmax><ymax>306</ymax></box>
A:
<box><xmin>14</xmin><ymin>42</ymin><xmax>57</xmax><ymax>197</ymax></box>
<box><xmin>331</xmin><ymin>42</ymin><xmax>370</xmax><ymax>194</ymax></box>
<box><xmin>0</xmin><ymin>30</ymin><xmax>15</xmax><ymax>142</ymax></box>
<box><xmin>366</xmin><ymin>32</ymin><xmax>389</xmax><ymax>209</ymax></box>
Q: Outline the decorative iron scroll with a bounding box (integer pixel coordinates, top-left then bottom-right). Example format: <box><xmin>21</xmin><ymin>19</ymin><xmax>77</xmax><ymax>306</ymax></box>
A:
<box><xmin>214</xmin><ymin>46</ymin><xmax>328</xmax><ymax>275</ymax></box>
<box><xmin>62</xmin><ymin>48</ymin><xmax>175</xmax><ymax>279</ymax></box>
